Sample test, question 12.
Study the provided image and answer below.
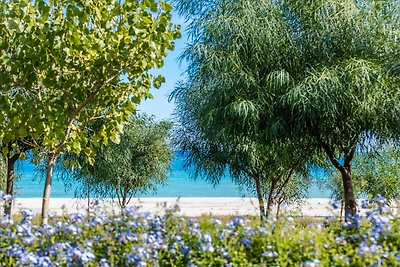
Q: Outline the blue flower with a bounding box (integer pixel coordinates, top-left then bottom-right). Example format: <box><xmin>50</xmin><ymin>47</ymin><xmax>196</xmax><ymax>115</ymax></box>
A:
<box><xmin>18</xmin><ymin>251</ymin><xmax>39</xmax><ymax>266</ymax></box>
<box><xmin>239</xmin><ymin>238</ymin><xmax>251</xmax><ymax>248</ymax></box>
<box><xmin>203</xmin><ymin>233</ymin><xmax>212</xmax><ymax>243</ymax></box>
<box><xmin>303</xmin><ymin>259</ymin><xmax>320</xmax><ymax>267</ymax></box>
<box><xmin>361</xmin><ymin>199</ymin><xmax>369</xmax><ymax>209</ymax></box>
<box><xmin>3</xmin><ymin>194</ymin><xmax>13</xmax><ymax>202</ymax></box>
<box><xmin>329</xmin><ymin>199</ymin><xmax>341</xmax><ymax>209</ymax></box>
<box><xmin>21</xmin><ymin>209</ymin><xmax>35</xmax><ymax>221</ymax></box>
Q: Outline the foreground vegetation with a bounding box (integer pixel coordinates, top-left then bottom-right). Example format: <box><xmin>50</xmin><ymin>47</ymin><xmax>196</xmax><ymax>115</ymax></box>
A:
<box><xmin>0</xmin><ymin>195</ymin><xmax>398</xmax><ymax>266</ymax></box>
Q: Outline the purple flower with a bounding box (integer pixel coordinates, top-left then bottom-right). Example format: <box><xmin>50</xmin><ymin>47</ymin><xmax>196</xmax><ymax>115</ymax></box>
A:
<box><xmin>329</xmin><ymin>199</ymin><xmax>341</xmax><ymax>209</ymax></box>
<box><xmin>303</xmin><ymin>259</ymin><xmax>320</xmax><ymax>267</ymax></box>
<box><xmin>262</xmin><ymin>251</ymin><xmax>278</xmax><ymax>257</ymax></box>
<box><xmin>361</xmin><ymin>199</ymin><xmax>369</xmax><ymax>209</ymax></box>
<box><xmin>239</xmin><ymin>238</ymin><xmax>251</xmax><ymax>248</ymax></box>
<box><xmin>22</xmin><ymin>209</ymin><xmax>35</xmax><ymax>221</ymax></box>
<box><xmin>3</xmin><ymin>194</ymin><xmax>13</xmax><ymax>202</ymax></box>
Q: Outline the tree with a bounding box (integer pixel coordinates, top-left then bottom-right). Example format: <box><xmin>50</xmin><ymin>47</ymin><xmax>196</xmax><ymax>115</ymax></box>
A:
<box><xmin>174</xmin><ymin>0</ymin><xmax>400</xmax><ymax>218</ymax></box>
<box><xmin>0</xmin><ymin>0</ymin><xmax>180</xmax><ymax>223</ymax></box>
<box><xmin>172</xmin><ymin>0</ymin><xmax>320</xmax><ymax>219</ymax></box>
<box><xmin>62</xmin><ymin>116</ymin><xmax>173</xmax><ymax>209</ymax></box>
<box><xmin>281</xmin><ymin>0</ymin><xmax>400</xmax><ymax>217</ymax></box>
<box><xmin>0</xmin><ymin>86</ymin><xmax>35</xmax><ymax>216</ymax></box>
<box><xmin>323</xmin><ymin>144</ymin><xmax>400</xmax><ymax>205</ymax></box>
<box><xmin>171</xmin><ymin>109</ymin><xmax>314</xmax><ymax>219</ymax></box>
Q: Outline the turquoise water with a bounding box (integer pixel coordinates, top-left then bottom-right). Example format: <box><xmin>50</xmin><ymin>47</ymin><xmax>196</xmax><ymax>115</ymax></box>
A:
<box><xmin>14</xmin><ymin>155</ymin><xmax>330</xmax><ymax>198</ymax></box>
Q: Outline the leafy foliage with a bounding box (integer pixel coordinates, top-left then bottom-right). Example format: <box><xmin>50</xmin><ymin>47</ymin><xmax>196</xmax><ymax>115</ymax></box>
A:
<box><xmin>0</xmin><ymin>0</ymin><xmax>180</xmax><ymax>221</ymax></box>
<box><xmin>64</xmin><ymin>116</ymin><xmax>173</xmax><ymax>208</ymax></box>
<box><xmin>323</xmin><ymin>145</ymin><xmax>400</xmax><ymax>202</ymax></box>
<box><xmin>171</xmin><ymin>0</ymin><xmax>325</xmax><ymax>217</ymax></box>
<box><xmin>172</xmin><ymin>0</ymin><xmax>400</xmax><ymax>216</ymax></box>
<box><xmin>0</xmin><ymin>195</ymin><xmax>399</xmax><ymax>266</ymax></box>
<box><xmin>0</xmin><ymin>0</ymin><xmax>180</xmax><ymax>158</ymax></box>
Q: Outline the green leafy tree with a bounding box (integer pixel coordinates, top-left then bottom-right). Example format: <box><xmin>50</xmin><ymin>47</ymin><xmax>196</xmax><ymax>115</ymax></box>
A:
<box><xmin>172</xmin><ymin>0</ymin><xmax>320</xmax><ymax>219</ymax></box>
<box><xmin>355</xmin><ymin>148</ymin><xmax>400</xmax><ymax>200</ymax></box>
<box><xmin>0</xmin><ymin>0</ymin><xmax>180</xmax><ymax>222</ymax></box>
<box><xmin>282</xmin><ymin>0</ymin><xmax>400</xmax><ymax>216</ymax></box>
<box><xmin>63</xmin><ymin>116</ymin><xmax>173</xmax><ymax>209</ymax></box>
<box><xmin>174</xmin><ymin>0</ymin><xmax>400</xmax><ymax>218</ymax></box>
<box><xmin>171</xmin><ymin>114</ymin><xmax>314</xmax><ymax>219</ymax></box>
<box><xmin>324</xmin><ymin>145</ymin><xmax>400</xmax><ymax>204</ymax></box>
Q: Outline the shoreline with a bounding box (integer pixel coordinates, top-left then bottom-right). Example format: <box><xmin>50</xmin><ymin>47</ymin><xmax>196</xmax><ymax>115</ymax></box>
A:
<box><xmin>10</xmin><ymin>197</ymin><xmax>342</xmax><ymax>217</ymax></box>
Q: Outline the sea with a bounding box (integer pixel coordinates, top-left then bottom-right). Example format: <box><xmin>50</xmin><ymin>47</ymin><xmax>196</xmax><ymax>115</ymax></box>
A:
<box><xmin>13</xmin><ymin>154</ymin><xmax>331</xmax><ymax>198</ymax></box>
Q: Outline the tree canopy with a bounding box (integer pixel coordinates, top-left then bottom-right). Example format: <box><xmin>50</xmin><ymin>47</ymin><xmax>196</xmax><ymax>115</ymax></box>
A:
<box><xmin>0</xmin><ymin>0</ymin><xmax>180</xmax><ymax>222</ymax></box>
<box><xmin>171</xmin><ymin>0</ymin><xmax>321</xmax><ymax>218</ymax></box>
<box><xmin>64</xmin><ymin>115</ymin><xmax>173</xmax><ymax>209</ymax></box>
<box><xmin>173</xmin><ymin>0</ymin><xmax>400</xmax><ymax>217</ymax></box>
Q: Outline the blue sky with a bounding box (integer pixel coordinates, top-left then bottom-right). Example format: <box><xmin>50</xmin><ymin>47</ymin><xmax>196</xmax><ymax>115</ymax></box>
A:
<box><xmin>137</xmin><ymin>12</ymin><xmax>188</xmax><ymax>121</ymax></box>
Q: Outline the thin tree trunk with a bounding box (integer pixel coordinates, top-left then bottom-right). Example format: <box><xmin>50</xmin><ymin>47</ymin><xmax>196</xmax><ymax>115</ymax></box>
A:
<box><xmin>340</xmin><ymin>168</ymin><xmax>357</xmax><ymax>217</ymax></box>
<box><xmin>4</xmin><ymin>154</ymin><xmax>19</xmax><ymax>216</ymax></box>
<box><xmin>87</xmin><ymin>175</ymin><xmax>90</xmax><ymax>215</ymax></box>
<box><xmin>266</xmin><ymin>179</ymin><xmax>277</xmax><ymax>218</ymax></box>
<box><xmin>116</xmin><ymin>187</ymin><xmax>122</xmax><ymax>208</ymax></box>
<box><xmin>318</xmin><ymin>138</ymin><xmax>357</xmax><ymax>219</ymax></box>
<box><xmin>122</xmin><ymin>183</ymin><xmax>128</xmax><ymax>209</ymax></box>
<box><xmin>254</xmin><ymin>174</ymin><xmax>266</xmax><ymax>221</ymax></box>
<box><xmin>276</xmin><ymin>199</ymin><xmax>282</xmax><ymax>219</ymax></box>
<box><xmin>340</xmin><ymin>200</ymin><xmax>344</xmax><ymax>222</ymax></box>
<box><xmin>41</xmin><ymin>153</ymin><xmax>57</xmax><ymax>224</ymax></box>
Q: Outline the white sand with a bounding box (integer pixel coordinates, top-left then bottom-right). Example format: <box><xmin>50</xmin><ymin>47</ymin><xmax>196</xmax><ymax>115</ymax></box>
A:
<box><xmin>10</xmin><ymin>197</ymin><xmax>344</xmax><ymax>217</ymax></box>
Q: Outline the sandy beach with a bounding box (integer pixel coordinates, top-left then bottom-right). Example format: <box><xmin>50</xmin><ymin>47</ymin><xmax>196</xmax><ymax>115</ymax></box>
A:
<box><xmin>9</xmin><ymin>197</ymin><xmax>347</xmax><ymax>217</ymax></box>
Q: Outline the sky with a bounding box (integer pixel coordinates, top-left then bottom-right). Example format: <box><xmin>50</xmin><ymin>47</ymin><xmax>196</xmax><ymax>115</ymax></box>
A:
<box><xmin>137</xmin><ymin>12</ymin><xmax>188</xmax><ymax>121</ymax></box>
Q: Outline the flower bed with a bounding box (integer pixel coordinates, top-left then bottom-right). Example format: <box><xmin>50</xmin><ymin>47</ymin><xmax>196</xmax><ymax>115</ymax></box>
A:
<box><xmin>0</xmin><ymin>197</ymin><xmax>399</xmax><ymax>266</ymax></box>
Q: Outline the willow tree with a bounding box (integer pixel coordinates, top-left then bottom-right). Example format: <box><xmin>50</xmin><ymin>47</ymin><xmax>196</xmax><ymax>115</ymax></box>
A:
<box><xmin>281</xmin><ymin>0</ymin><xmax>400</xmax><ymax>216</ymax></box>
<box><xmin>171</xmin><ymin>115</ymin><xmax>313</xmax><ymax>219</ymax></box>
<box><xmin>0</xmin><ymin>0</ymin><xmax>180</xmax><ymax>223</ymax></box>
<box><xmin>171</xmin><ymin>0</ymin><xmax>318</xmax><ymax>219</ymax></box>
<box><xmin>174</xmin><ymin>0</ymin><xmax>400</xmax><ymax>218</ymax></box>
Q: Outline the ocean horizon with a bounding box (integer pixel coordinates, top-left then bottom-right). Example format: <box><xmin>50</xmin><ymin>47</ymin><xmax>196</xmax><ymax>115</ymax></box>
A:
<box><xmin>13</xmin><ymin>154</ymin><xmax>331</xmax><ymax>199</ymax></box>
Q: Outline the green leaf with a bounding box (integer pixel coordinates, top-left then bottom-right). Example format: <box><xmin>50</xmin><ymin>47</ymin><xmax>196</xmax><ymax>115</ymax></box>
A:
<box><xmin>7</xmin><ymin>19</ymin><xmax>20</xmax><ymax>31</ymax></box>
<box><xmin>18</xmin><ymin>126</ymin><xmax>28</xmax><ymax>137</ymax></box>
<box><xmin>110</xmin><ymin>131</ymin><xmax>121</xmax><ymax>144</ymax></box>
<box><xmin>142</xmin><ymin>17</ymin><xmax>153</xmax><ymax>24</ymax></box>
<box><xmin>162</xmin><ymin>3</ymin><xmax>173</xmax><ymax>12</ymax></box>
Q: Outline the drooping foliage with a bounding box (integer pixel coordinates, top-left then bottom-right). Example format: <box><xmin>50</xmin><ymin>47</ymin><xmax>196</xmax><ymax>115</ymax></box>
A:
<box><xmin>173</xmin><ymin>0</ymin><xmax>400</xmax><ymax>217</ymax></box>
<box><xmin>324</xmin><ymin>144</ymin><xmax>400</xmax><ymax>203</ymax></box>
<box><xmin>171</xmin><ymin>0</ymin><xmax>321</xmax><ymax>218</ymax></box>
<box><xmin>62</xmin><ymin>115</ymin><xmax>173</xmax><ymax>208</ymax></box>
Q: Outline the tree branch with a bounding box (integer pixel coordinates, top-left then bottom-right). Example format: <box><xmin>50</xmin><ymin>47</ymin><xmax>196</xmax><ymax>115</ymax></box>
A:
<box><xmin>317</xmin><ymin>136</ymin><xmax>344</xmax><ymax>172</ymax></box>
<box><xmin>344</xmin><ymin>145</ymin><xmax>356</xmax><ymax>169</ymax></box>
<box><xmin>275</xmin><ymin>166</ymin><xmax>296</xmax><ymax>201</ymax></box>
<box><xmin>55</xmin><ymin>68</ymin><xmax>125</xmax><ymax>154</ymax></box>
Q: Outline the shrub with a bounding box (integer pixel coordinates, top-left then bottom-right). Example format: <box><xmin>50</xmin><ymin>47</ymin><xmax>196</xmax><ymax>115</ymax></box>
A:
<box><xmin>0</xmin><ymin>194</ymin><xmax>399</xmax><ymax>266</ymax></box>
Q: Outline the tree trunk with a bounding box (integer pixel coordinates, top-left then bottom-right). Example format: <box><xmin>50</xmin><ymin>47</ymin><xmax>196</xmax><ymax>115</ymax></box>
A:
<box><xmin>340</xmin><ymin>168</ymin><xmax>357</xmax><ymax>218</ymax></box>
<box><xmin>276</xmin><ymin>199</ymin><xmax>282</xmax><ymax>219</ymax></box>
<box><xmin>254</xmin><ymin>174</ymin><xmax>266</xmax><ymax>221</ymax></box>
<box><xmin>41</xmin><ymin>153</ymin><xmax>57</xmax><ymax>224</ymax></box>
<box><xmin>87</xmin><ymin>176</ymin><xmax>91</xmax><ymax>215</ymax></box>
<box><xmin>266</xmin><ymin>179</ymin><xmax>277</xmax><ymax>218</ymax></box>
<box><xmin>121</xmin><ymin>183</ymin><xmax>128</xmax><ymax>209</ymax></box>
<box><xmin>4</xmin><ymin>154</ymin><xmax>19</xmax><ymax>216</ymax></box>
<box><xmin>340</xmin><ymin>200</ymin><xmax>344</xmax><ymax>222</ymax></box>
<box><xmin>317</xmin><ymin>138</ymin><xmax>357</xmax><ymax>219</ymax></box>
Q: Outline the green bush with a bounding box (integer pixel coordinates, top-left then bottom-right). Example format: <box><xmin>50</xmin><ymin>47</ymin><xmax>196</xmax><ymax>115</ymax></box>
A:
<box><xmin>0</xmin><ymin>196</ymin><xmax>399</xmax><ymax>266</ymax></box>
